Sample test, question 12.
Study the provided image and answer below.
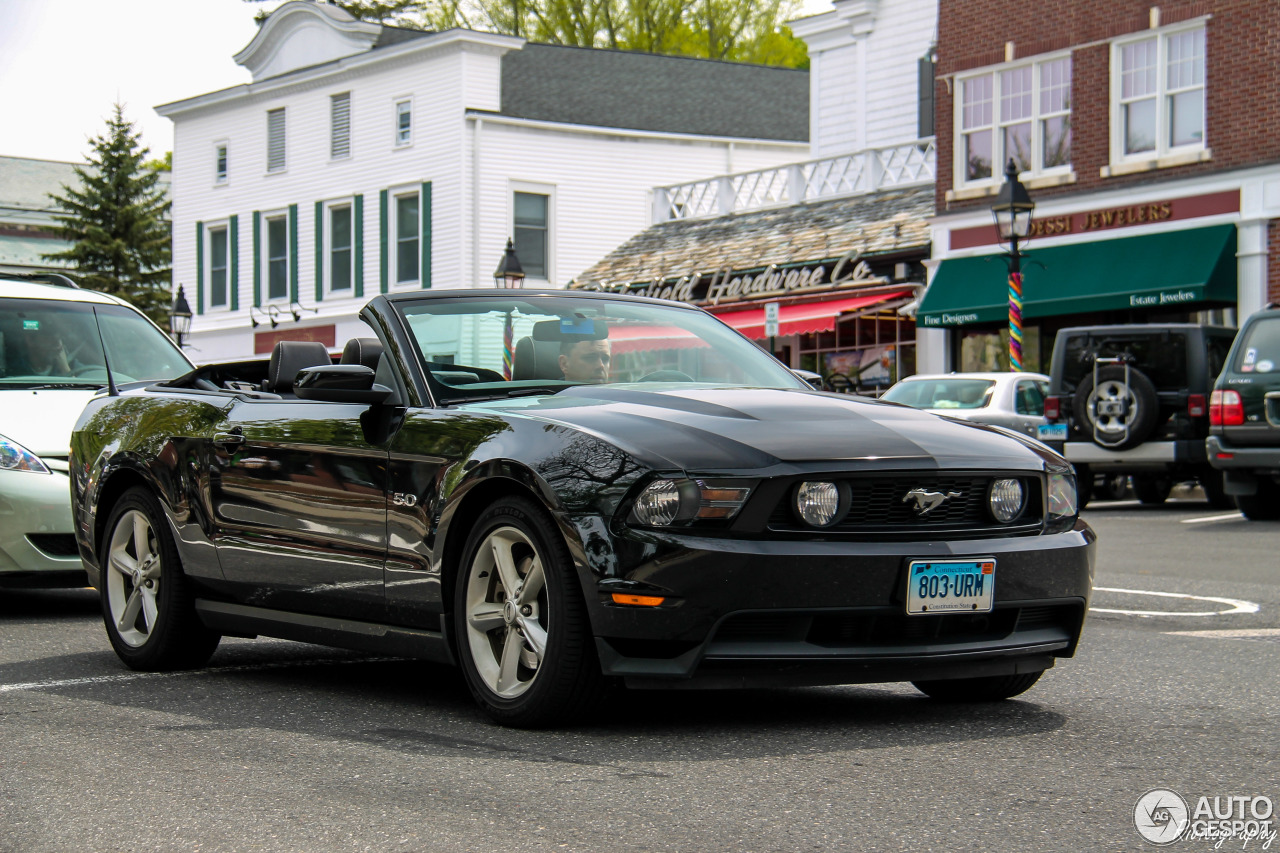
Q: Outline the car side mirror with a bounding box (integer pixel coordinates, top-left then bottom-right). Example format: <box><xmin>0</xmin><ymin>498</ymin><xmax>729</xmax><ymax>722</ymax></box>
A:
<box><xmin>294</xmin><ymin>364</ymin><xmax>394</xmax><ymax>405</ymax></box>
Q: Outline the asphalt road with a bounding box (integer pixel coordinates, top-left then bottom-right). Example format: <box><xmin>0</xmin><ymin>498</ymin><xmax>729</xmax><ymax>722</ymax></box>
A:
<box><xmin>3</xmin><ymin>492</ymin><xmax>1278</xmax><ymax>852</ymax></box>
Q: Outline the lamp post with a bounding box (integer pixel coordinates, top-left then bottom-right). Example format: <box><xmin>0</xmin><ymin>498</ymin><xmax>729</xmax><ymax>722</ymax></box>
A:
<box><xmin>169</xmin><ymin>285</ymin><xmax>193</xmax><ymax>348</ymax></box>
<box><xmin>494</xmin><ymin>239</ymin><xmax>525</xmax><ymax>379</ymax></box>
<box><xmin>990</xmin><ymin>158</ymin><xmax>1035</xmax><ymax>372</ymax></box>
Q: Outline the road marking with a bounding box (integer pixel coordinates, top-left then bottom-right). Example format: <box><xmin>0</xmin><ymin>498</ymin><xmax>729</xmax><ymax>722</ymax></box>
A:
<box><xmin>1180</xmin><ymin>512</ymin><xmax>1244</xmax><ymax>524</ymax></box>
<box><xmin>1091</xmin><ymin>586</ymin><xmax>1261</xmax><ymax>617</ymax></box>
<box><xmin>0</xmin><ymin>655</ymin><xmax>399</xmax><ymax>694</ymax></box>
<box><xmin>1086</xmin><ymin>500</ymin><xmax>1142</xmax><ymax>509</ymax></box>
<box><xmin>1163</xmin><ymin>628</ymin><xmax>1280</xmax><ymax>642</ymax></box>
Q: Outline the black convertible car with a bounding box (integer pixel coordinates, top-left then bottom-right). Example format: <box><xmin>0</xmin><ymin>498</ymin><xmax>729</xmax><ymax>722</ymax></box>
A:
<box><xmin>71</xmin><ymin>291</ymin><xmax>1094</xmax><ymax>726</ymax></box>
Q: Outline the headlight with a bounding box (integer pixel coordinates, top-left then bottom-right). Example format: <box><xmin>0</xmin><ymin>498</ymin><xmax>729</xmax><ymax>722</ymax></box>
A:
<box><xmin>0</xmin><ymin>434</ymin><xmax>51</xmax><ymax>474</ymax></box>
<box><xmin>630</xmin><ymin>478</ymin><xmax>753</xmax><ymax>527</ymax></box>
<box><xmin>988</xmin><ymin>478</ymin><xmax>1025</xmax><ymax>523</ymax></box>
<box><xmin>1046</xmin><ymin>471</ymin><xmax>1078</xmax><ymax>531</ymax></box>
<box><xmin>795</xmin><ymin>481</ymin><xmax>845</xmax><ymax>527</ymax></box>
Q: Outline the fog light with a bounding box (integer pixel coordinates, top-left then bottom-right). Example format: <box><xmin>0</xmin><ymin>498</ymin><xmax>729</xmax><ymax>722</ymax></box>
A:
<box><xmin>796</xmin><ymin>481</ymin><xmax>841</xmax><ymax>527</ymax></box>
<box><xmin>988</xmin><ymin>478</ymin><xmax>1025</xmax><ymax>523</ymax></box>
<box><xmin>634</xmin><ymin>479</ymin><xmax>682</xmax><ymax>526</ymax></box>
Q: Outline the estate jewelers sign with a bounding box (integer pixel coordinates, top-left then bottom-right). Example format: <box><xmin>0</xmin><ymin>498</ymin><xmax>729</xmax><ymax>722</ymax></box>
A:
<box><xmin>574</xmin><ymin>249</ymin><xmax>890</xmax><ymax>306</ymax></box>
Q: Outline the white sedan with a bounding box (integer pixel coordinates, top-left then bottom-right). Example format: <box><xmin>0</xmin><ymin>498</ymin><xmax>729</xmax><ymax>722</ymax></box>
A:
<box><xmin>880</xmin><ymin>371</ymin><xmax>1054</xmax><ymax>441</ymax></box>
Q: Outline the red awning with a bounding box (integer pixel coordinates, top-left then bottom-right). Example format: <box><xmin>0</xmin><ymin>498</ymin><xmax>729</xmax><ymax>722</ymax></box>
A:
<box><xmin>608</xmin><ymin>324</ymin><xmax>710</xmax><ymax>355</ymax></box>
<box><xmin>709</xmin><ymin>291</ymin><xmax>912</xmax><ymax>339</ymax></box>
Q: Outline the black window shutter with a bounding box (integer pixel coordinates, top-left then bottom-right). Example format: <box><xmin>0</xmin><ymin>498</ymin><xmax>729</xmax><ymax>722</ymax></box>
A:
<box><xmin>918</xmin><ymin>56</ymin><xmax>936</xmax><ymax>139</ymax></box>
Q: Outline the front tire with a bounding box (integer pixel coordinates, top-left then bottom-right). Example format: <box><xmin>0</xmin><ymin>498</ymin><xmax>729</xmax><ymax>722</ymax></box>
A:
<box><xmin>100</xmin><ymin>487</ymin><xmax>221</xmax><ymax>670</ymax></box>
<box><xmin>912</xmin><ymin>670</ymin><xmax>1044</xmax><ymax>701</ymax></box>
<box><xmin>454</xmin><ymin>496</ymin><xmax>605</xmax><ymax>727</ymax></box>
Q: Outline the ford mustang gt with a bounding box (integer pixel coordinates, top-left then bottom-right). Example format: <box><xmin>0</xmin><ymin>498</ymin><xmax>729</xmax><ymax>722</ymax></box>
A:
<box><xmin>70</xmin><ymin>290</ymin><xmax>1094</xmax><ymax>726</ymax></box>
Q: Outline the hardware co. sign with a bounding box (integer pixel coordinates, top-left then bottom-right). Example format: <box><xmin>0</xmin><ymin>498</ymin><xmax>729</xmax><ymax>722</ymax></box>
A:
<box><xmin>574</xmin><ymin>249</ymin><xmax>889</xmax><ymax>306</ymax></box>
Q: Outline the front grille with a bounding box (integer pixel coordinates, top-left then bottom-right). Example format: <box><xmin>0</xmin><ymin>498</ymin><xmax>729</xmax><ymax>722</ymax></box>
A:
<box><xmin>713</xmin><ymin>604</ymin><xmax>1079</xmax><ymax>649</ymax></box>
<box><xmin>26</xmin><ymin>534</ymin><xmax>79</xmax><ymax>558</ymax></box>
<box><xmin>767</xmin><ymin>473</ymin><xmax>1043</xmax><ymax>539</ymax></box>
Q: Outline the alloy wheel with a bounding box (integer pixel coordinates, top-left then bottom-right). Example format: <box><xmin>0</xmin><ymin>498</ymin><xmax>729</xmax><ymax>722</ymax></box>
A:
<box><xmin>463</xmin><ymin>526</ymin><xmax>549</xmax><ymax>699</ymax></box>
<box><xmin>1089</xmin><ymin>380</ymin><xmax>1139</xmax><ymax>436</ymax></box>
<box><xmin>106</xmin><ymin>509</ymin><xmax>162</xmax><ymax>648</ymax></box>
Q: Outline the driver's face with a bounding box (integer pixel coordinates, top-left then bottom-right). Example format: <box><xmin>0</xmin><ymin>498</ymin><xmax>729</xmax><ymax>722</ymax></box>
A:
<box><xmin>559</xmin><ymin>340</ymin><xmax>611</xmax><ymax>383</ymax></box>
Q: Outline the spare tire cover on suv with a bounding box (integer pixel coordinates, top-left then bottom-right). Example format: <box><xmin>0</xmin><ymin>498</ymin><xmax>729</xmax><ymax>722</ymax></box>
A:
<box><xmin>1073</xmin><ymin>365</ymin><xmax>1160</xmax><ymax>450</ymax></box>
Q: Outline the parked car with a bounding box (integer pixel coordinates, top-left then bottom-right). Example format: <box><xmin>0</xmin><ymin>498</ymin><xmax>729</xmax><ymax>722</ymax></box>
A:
<box><xmin>1041</xmin><ymin>324</ymin><xmax>1236</xmax><ymax>508</ymax></box>
<box><xmin>880</xmin><ymin>372</ymin><xmax>1053</xmax><ymax>439</ymax></box>
<box><xmin>71</xmin><ymin>290</ymin><xmax>1094</xmax><ymax>727</ymax></box>
<box><xmin>0</xmin><ymin>273</ymin><xmax>194</xmax><ymax>588</ymax></box>
<box><xmin>1207</xmin><ymin>304</ymin><xmax>1280</xmax><ymax>520</ymax></box>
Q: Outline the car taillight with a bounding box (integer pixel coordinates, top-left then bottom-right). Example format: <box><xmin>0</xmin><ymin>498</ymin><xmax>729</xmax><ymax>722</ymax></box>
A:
<box><xmin>1187</xmin><ymin>393</ymin><xmax>1207</xmax><ymax>418</ymax></box>
<box><xmin>1209</xmin><ymin>390</ymin><xmax>1245</xmax><ymax>426</ymax></box>
<box><xmin>1044</xmin><ymin>396</ymin><xmax>1061</xmax><ymax>421</ymax></box>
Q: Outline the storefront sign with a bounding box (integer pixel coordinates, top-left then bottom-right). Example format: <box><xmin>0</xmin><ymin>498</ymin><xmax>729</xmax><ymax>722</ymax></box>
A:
<box><xmin>949</xmin><ymin>190</ymin><xmax>1239</xmax><ymax>250</ymax></box>
<box><xmin>575</xmin><ymin>249</ymin><xmax>891</xmax><ymax>306</ymax></box>
<box><xmin>1129</xmin><ymin>289</ymin><xmax>1198</xmax><ymax>307</ymax></box>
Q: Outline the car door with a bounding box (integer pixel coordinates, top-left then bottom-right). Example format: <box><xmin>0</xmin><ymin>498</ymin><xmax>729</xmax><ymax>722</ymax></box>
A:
<box><xmin>208</xmin><ymin>396</ymin><xmax>390</xmax><ymax>620</ymax></box>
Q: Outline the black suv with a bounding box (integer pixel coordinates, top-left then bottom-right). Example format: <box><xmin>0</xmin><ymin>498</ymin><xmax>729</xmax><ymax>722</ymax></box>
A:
<box><xmin>1041</xmin><ymin>324</ymin><xmax>1236</xmax><ymax>507</ymax></box>
<box><xmin>1207</xmin><ymin>305</ymin><xmax>1280</xmax><ymax>520</ymax></box>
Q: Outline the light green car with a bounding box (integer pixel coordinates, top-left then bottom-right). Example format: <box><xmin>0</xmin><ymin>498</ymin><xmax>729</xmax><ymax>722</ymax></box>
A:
<box><xmin>1</xmin><ymin>274</ymin><xmax>194</xmax><ymax>587</ymax></box>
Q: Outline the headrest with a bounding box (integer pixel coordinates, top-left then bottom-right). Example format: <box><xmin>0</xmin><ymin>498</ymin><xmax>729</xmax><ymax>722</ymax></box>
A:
<box><xmin>513</xmin><ymin>336</ymin><xmax>563</xmax><ymax>381</ymax></box>
<box><xmin>340</xmin><ymin>337</ymin><xmax>384</xmax><ymax>371</ymax></box>
<box><xmin>266</xmin><ymin>340</ymin><xmax>331</xmax><ymax>393</ymax></box>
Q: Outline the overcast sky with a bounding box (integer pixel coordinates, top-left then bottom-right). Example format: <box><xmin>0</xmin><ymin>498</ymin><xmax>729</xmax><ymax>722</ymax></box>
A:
<box><xmin>0</xmin><ymin>0</ymin><xmax>833</xmax><ymax>165</ymax></box>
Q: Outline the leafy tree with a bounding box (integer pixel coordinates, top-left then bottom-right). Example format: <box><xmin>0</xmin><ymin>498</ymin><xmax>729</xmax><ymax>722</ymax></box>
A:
<box><xmin>144</xmin><ymin>151</ymin><xmax>173</xmax><ymax>172</ymax></box>
<box><xmin>245</xmin><ymin>0</ymin><xmax>808</xmax><ymax>67</ymax></box>
<box><xmin>44</xmin><ymin>104</ymin><xmax>172</xmax><ymax>324</ymax></box>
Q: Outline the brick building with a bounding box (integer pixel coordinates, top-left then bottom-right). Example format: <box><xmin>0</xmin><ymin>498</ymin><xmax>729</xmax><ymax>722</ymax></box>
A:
<box><xmin>918</xmin><ymin>0</ymin><xmax>1280</xmax><ymax>373</ymax></box>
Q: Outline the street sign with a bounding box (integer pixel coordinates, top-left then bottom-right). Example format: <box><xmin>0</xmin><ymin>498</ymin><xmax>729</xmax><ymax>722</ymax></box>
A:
<box><xmin>764</xmin><ymin>301</ymin><xmax>779</xmax><ymax>338</ymax></box>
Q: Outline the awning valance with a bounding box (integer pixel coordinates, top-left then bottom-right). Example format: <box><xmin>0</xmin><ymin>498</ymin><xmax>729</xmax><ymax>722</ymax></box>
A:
<box><xmin>917</xmin><ymin>224</ymin><xmax>1238</xmax><ymax>327</ymax></box>
<box><xmin>711</xmin><ymin>290</ymin><xmax>912</xmax><ymax>339</ymax></box>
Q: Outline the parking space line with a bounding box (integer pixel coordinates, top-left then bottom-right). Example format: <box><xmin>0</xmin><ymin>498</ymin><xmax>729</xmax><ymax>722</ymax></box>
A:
<box><xmin>1163</xmin><ymin>628</ymin><xmax>1280</xmax><ymax>641</ymax></box>
<box><xmin>1180</xmin><ymin>512</ymin><xmax>1244</xmax><ymax>524</ymax></box>
<box><xmin>1091</xmin><ymin>586</ymin><xmax>1261</xmax><ymax>617</ymax></box>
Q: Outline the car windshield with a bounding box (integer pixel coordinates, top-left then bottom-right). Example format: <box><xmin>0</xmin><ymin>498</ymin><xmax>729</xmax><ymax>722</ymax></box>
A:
<box><xmin>882</xmin><ymin>378</ymin><xmax>996</xmax><ymax>409</ymax></box>
<box><xmin>396</xmin><ymin>295</ymin><xmax>806</xmax><ymax>402</ymax></box>
<box><xmin>0</xmin><ymin>298</ymin><xmax>193</xmax><ymax>388</ymax></box>
<box><xmin>1233</xmin><ymin>317</ymin><xmax>1280</xmax><ymax>375</ymax></box>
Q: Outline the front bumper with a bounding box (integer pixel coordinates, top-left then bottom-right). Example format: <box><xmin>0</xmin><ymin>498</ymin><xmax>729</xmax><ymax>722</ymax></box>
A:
<box><xmin>586</xmin><ymin>522</ymin><xmax>1095</xmax><ymax>686</ymax></box>
<box><xmin>0</xmin><ymin>469</ymin><xmax>87</xmax><ymax>585</ymax></box>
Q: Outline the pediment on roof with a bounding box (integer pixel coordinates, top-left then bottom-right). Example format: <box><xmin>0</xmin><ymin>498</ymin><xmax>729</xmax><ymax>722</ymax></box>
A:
<box><xmin>233</xmin><ymin>1</ymin><xmax>382</xmax><ymax>82</ymax></box>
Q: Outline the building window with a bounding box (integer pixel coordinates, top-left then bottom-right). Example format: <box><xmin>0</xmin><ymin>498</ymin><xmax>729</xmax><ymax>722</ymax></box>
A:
<box><xmin>267</xmin><ymin>108</ymin><xmax>286</xmax><ymax>172</ymax></box>
<box><xmin>331</xmin><ymin>92</ymin><xmax>351</xmax><ymax>159</ymax></box>
<box><xmin>395</xmin><ymin>191</ymin><xmax>419</xmax><ymax>285</ymax></box>
<box><xmin>209</xmin><ymin>226</ymin><xmax>228</xmax><ymax>308</ymax></box>
<box><xmin>957</xmin><ymin>56</ymin><xmax>1071</xmax><ymax>184</ymax></box>
<box><xmin>329</xmin><ymin>203</ymin><xmax>353</xmax><ymax>293</ymax></box>
<box><xmin>395</xmin><ymin>99</ymin><xmax>412</xmax><ymax>146</ymax></box>
<box><xmin>266</xmin><ymin>214</ymin><xmax>289</xmax><ymax>300</ymax></box>
<box><xmin>1113</xmin><ymin>25</ymin><xmax>1205</xmax><ymax>160</ymax></box>
<box><xmin>215</xmin><ymin>144</ymin><xmax>228</xmax><ymax>184</ymax></box>
<box><xmin>513</xmin><ymin>191</ymin><xmax>548</xmax><ymax>279</ymax></box>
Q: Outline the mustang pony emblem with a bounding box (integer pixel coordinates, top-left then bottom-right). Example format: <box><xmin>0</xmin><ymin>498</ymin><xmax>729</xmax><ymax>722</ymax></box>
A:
<box><xmin>902</xmin><ymin>488</ymin><xmax>961</xmax><ymax>516</ymax></box>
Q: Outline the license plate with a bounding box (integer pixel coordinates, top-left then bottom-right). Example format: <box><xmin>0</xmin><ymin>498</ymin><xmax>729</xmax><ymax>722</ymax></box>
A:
<box><xmin>1037</xmin><ymin>423</ymin><xmax>1067</xmax><ymax>441</ymax></box>
<box><xmin>906</xmin><ymin>559</ymin><xmax>995</xmax><ymax>615</ymax></box>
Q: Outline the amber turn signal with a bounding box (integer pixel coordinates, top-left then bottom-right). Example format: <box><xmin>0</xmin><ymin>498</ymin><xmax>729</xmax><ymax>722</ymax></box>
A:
<box><xmin>611</xmin><ymin>593</ymin><xmax>666</xmax><ymax>607</ymax></box>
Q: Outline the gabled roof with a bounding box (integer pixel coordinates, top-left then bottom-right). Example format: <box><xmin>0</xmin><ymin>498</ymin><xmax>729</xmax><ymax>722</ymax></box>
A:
<box><xmin>574</xmin><ymin>185</ymin><xmax>933</xmax><ymax>288</ymax></box>
<box><xmin>500</xmin><ymin>43</ymin><xmax>808</xmax><ymax>142</ymax></box>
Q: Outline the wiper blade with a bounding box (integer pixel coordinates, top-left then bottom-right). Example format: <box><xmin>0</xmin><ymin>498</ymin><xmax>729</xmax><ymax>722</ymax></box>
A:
<box><xmin>5</xmin><ymin>382</ymin><xmax>107</xmax><ymax>390</ymax></box>
<box><xmin>440</xmin><ymin>387</ymin><xmax>564</xmax><ymax>405</ymax></box>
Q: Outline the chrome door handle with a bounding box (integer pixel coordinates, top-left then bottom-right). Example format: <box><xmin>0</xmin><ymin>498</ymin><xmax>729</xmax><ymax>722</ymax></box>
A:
<box><xmin>213</xmin><ymin>432</ymin><xmax>245</xmax><ymax>450</ymax></box>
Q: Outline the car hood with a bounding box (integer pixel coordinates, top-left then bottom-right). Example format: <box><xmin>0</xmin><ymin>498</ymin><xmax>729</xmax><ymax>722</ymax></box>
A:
<box><xmin>470</xmin><ymin>385</ymin><xmax>1054</xmax><ymax>472</ymax></box>
<box><xmin>0</xmin><ymin>388</ymin><xmax>99</xmax><ymax>457</ymax></box>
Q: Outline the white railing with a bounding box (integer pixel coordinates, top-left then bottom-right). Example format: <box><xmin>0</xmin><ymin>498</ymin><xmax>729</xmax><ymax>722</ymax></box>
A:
<box><xmin>653</xmin><ymin>138</ymin><xmax>936</xmax><ymax>223</ymax></box>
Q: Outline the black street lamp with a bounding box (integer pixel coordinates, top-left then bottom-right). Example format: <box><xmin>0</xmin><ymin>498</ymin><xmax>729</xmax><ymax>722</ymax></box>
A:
<box><xmin>990</xmin><ymin>158</ymin><xmax>1035</xmax><ymax>372</ymax></box>
<box><xmin>169</xmin><ymin>285</ymin><xmax>193</xmax><ymax>348</ymax></box>
<box><xmin>493</xmin><ymin>238</ymin><xmax>525</xmax><ymax>289</ymax></box>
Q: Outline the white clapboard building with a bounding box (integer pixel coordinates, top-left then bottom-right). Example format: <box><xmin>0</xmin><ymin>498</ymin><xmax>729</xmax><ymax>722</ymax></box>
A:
<box><xmin>158</xmin><ymin>1</ymin><xmax>809</xmax><ymax>360</ymax></box>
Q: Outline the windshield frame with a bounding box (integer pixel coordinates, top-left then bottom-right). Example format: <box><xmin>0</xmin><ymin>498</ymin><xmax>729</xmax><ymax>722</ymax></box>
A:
<box><xmin>389</xmin><ymin>293</ymin><xmax>808</xmax><ymax>406</ymax></box>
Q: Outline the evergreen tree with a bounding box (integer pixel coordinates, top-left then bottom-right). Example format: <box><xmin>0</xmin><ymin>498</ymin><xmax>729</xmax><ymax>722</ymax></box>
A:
<box><xmin>44</xmin><ymin>104</ymin><xmax>172</xmax><ymax>324</ymax></box>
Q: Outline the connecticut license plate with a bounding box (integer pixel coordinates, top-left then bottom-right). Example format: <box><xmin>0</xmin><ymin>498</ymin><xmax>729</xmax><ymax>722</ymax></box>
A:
<box><xmin>1037</xmin><ymin>423</ymin><xmax>1067</xmax><ymax>441</ymax></box>
<box><xmin>906</xmin><ymin>559</ymin><xmax>995</xmax><ymax>615</ymax></box>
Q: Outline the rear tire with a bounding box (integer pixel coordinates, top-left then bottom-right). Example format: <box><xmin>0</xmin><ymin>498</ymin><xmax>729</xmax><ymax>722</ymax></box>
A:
<box><xmin>1235</xmin><ymin>479</ymin><xmax>1280</xmax><ymax>520</ymax></box>
<box><xmin>1095</xmin><ymin>474</ymin><xmax>1129</xmax><ymax>502</ymax></box>
<box><xmin>454</xmin><ymin>496</ymin><xmax>606</xmax><ymax>727</ymax></box>
<box><xmin>913</xmin><ymin>670</ymin><xmax>1044</xmax><ymax>702</ymax></box>
<box><xmin>1074</xmin><ymin>464</ymin><xmax>1093</xmax><ymax>509</ymax></box>
<box><xmin>1198</xmin><ymin>467</ymin><xmax>1235</xmax><ymax>510</ymax></box>
<box><xmin>1132</xmin><ymin>475</ymin><xmax>1173</xmax><ymax>505</ymax></box>
<box><xmin>99</xmin><ymin>487</ymin><xmax>221</xmax><ymax>671</ymax></box>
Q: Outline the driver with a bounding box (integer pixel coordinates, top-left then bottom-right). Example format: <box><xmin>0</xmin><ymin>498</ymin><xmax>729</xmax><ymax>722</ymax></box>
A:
<box><xmin>559</xmin><ymin>338</ymin><xmax>611</xmax><ymax>384</ymax></box>
<box><xmin>19</xmin><ymin>316</ymin><xmax>82</xmax><ymax>377</ymax></box>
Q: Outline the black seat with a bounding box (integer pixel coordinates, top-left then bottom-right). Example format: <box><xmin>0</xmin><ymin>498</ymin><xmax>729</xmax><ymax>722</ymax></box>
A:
<box><xmin>512</xmin><ymin>336</ymin><xmax>562</xmax><ymax>380</ymax></box>
<box><xmin>264</xmin><ymin>340</ymin><xmax>331</xmax><ymax>394</ymax></box>
<box><xmin>340</xmin><ymin>337</ymin><xmax>383</xmax><ymax>370</ymax></box>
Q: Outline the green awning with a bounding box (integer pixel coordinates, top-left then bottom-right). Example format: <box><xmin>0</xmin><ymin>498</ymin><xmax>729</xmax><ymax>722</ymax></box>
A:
<box><xmin>918</xmin><ymin>224</ymin><xmax>1237</xmax><ymax>327</ymax></box>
